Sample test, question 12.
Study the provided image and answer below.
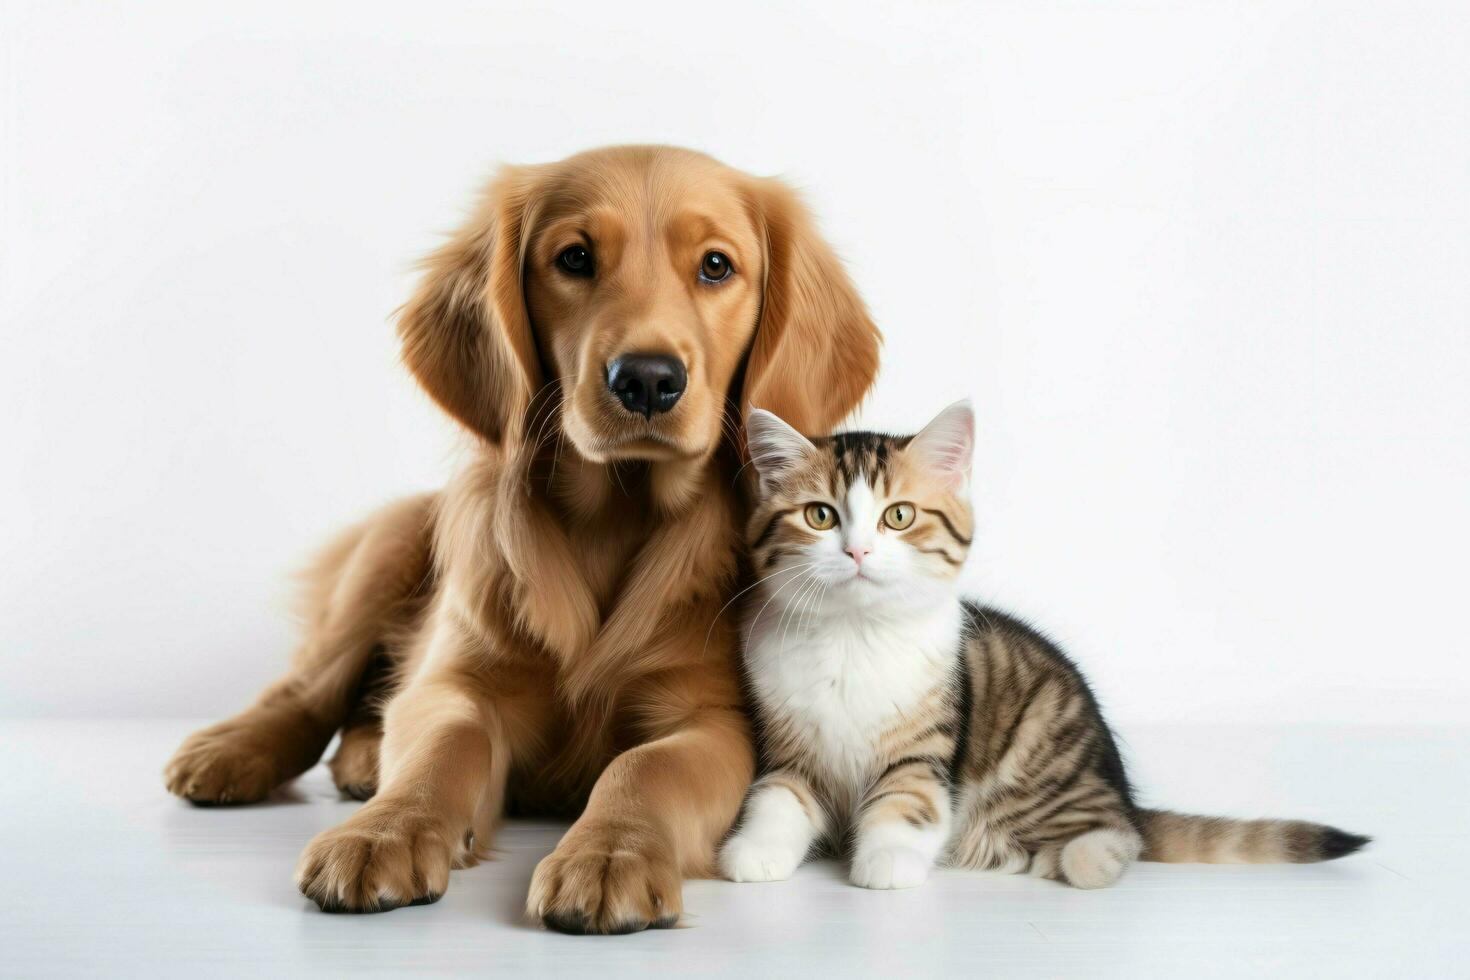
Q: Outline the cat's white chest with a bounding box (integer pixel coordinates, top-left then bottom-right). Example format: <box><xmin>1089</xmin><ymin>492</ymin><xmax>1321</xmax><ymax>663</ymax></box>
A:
<box><xmin>744</xmin><ymin>601</ymin><xmax>961</xmax><ymax>794</ymax></box>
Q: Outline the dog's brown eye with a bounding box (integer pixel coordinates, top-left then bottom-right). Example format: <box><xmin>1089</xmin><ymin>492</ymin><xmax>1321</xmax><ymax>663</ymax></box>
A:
<box><xmin>558</xmin><ymin>245</ymin><xmax>593</xmax><ymax>277</ymax></box>
<box><xmin>699</xmin><ymin>251</ymin><xmax>732</xmax><ymax>283</ymax></box>
<box><xmin>804</xmin><ymin>503</ymin><xmax>838</xmax><ymax>530</ymax></box>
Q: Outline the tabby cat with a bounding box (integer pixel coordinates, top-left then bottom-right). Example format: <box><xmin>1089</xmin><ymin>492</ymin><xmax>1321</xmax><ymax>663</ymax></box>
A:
<box><xmin>720</xmin><ymin>402</ymin><xmax>1367</xmax><ymax>890</ymax></box>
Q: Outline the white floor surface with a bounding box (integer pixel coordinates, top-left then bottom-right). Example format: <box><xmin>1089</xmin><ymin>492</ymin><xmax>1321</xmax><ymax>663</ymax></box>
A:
<box><xmin>0</xmin><ymin>720</ymin><xmax>1464</xmax><ymax>978</ymax></box>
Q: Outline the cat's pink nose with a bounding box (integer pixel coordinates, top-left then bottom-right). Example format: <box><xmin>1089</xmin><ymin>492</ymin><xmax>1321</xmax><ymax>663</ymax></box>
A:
<box><xmin>846</xmin><ymin>545</ymin><xmax>871</xmax><ymax>566</ymax></box>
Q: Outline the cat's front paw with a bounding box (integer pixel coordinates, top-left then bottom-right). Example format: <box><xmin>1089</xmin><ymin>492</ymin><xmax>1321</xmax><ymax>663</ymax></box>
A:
<box><xmin>719</xmin><ymin>834</ymin><xmax>803</xmax><ymax>882</ymax></box>
<box><xmin>850</xmin><ymin>845</ymin><xmax>931</xmax><ymax>890</ymax></box>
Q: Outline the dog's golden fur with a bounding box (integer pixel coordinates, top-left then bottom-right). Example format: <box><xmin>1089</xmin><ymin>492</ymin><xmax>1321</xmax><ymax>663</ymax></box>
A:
<box><xmin>163</xmin><ymin>145</ymin><xmax>880</xmax><ymax>933</ymax></box>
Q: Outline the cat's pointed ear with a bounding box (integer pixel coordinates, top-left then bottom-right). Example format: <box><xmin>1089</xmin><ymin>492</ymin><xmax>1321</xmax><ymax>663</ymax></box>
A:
<box><xmin>746</xmin><ymin>407</ymin><xmax>818</xmax><ymax>493</ymax></box>
<box><xmin>909</xmin><ymin>400</ymin><xmax>974</xmax><ymax>492</ymax></box>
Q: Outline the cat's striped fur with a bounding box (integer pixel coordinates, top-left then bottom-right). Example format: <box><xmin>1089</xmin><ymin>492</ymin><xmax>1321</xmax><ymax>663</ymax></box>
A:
<box><xmin>721</xmin><ymin>403</ymin><xmax>1368</xmax><ymax>890</ymax></box>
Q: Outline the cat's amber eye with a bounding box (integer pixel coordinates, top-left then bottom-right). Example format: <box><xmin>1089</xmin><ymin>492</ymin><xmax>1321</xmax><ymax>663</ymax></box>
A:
<box><xmin>883</xmin><ymin>502</ymin><xmax>916</xmax><ymax>530</ymax></box>
<box><xmin>804</xmin><ymin>503</ymin><xmax>838</xmax><ymax>530</ymax></box>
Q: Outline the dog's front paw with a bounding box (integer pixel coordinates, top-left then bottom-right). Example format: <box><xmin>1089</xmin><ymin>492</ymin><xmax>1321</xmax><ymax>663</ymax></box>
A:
<box><xmin>719</xmin><ymin>833</ymin><xmax>802</xmax><ymax>882</ymax></box>
<box><xmin>528</xmin><ymin>820</ymin><xmax>682</xmax><ymax>934</ymax></box>
<box><xmin>164</xmin><ymin>725</ymin><xmax>283</xmax><ymax>805</ymax></box>
<box><xmin>294</xmin><ymin>804</ymin><xmax>454</xmax><ymax>913</ymax></box>
<box><xmin>850</xmin><ymin>845</ymin><xmax>931</xmax><ymax>890</ymax></box>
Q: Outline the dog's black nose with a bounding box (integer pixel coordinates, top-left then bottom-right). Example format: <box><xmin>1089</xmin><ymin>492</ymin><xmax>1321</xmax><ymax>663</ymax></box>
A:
<box><xmin>606</xmin><ymin>353</ymin><xmax>687</xmax><ymax>418</ymax></box>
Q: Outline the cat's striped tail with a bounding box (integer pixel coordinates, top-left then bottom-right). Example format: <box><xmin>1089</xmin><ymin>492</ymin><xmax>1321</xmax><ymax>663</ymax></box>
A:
<box><xmin>1137</xmin><ymin>808</ymin><xmax>1370</xmax><ymax>864</ymax></box>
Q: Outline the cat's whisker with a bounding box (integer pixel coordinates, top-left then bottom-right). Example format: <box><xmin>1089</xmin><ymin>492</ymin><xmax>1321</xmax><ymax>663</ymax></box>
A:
<box><xmin>705</xmin><ymin>562</ymin><xmax>818</xmax><ymax>658</ymax></box>
<box><xmin>705</xmin><ymin>562</ymin><xmax>815</xmax><ymax>636</ymax></box>
<box><xmin>803</xmin><ymin>581</ymin><xmax>831</xmax><ymax>637</ymax></box>
<box><xmin>774</xmin><ymin>571</ymin><xmax>816</xmax><ymax>655</ymax></box>
<box><xmin>747</xmin><ymin>564</ymin><xmax>821</xmax><ymax>641</ymax></box>
<box><xmin>787</xmin><ymin>570</ymin><xmax>834</xmax><ymax>640</ymax></box>
<box><xmin>792</xmin><ymin>578</ymin><xmax>816</xmax><ymax>640</ymax></box>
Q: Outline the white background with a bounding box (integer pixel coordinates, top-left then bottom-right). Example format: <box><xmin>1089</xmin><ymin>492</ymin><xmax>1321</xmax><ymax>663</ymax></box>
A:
<box><xmin>2</xmin><ymin>1</ymin><xmax>1466</xmax><ymax>726</ymax></box>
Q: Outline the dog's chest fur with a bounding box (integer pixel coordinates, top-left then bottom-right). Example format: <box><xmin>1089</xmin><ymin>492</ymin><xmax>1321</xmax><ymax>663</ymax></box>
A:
<box><xmin>552</xmin><ymin>466</ymin><xmax>662</xmax><ymax>609</ymax></box>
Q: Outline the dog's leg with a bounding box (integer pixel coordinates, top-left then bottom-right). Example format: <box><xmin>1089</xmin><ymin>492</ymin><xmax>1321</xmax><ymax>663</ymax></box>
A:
<box><xmin>327</xmin><ymin>644</ymin><xmax>396</xmax><ymax>800</ymax></box>
<box><xmin>294</xmin><ymin>619</ymin><xmax>509</xmax><ymax>913</ymax></box>
<box><xmin>528</xmin><ymin>661</ymin><xmax>755</xmax><ymax>934</ymax></box>
<box><xmin>328</xmin><ymin>717</ymin><xmax>383</xmax><ymax>801</ymax></box>
<box><xmin>164</xmin><ymin>494</ymin><xmax>433</xmax><ymax>805</ymax></box>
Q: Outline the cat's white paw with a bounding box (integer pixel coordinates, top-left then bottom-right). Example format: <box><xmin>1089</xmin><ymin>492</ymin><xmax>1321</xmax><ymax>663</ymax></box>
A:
<box><xmin>1059</xmin><ymin>828</ymin><xmax>1140</xmax><ymax>889</ymax></box>
<box><xmin>720</xmin><ymin>834</ymin><xmax>802</xmax><ymax>883</ymax></box>
<box><xmin>850</xmin><ymin>845</ymin><xmax>931</xmax><ymax>889</ymax></box>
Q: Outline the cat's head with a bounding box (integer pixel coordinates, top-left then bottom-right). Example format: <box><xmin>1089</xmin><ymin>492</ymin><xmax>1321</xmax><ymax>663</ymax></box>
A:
<box><xmin>744</xmin><ymin>401</ymin><xmax>974</xmax><ymax>611</ymax></box>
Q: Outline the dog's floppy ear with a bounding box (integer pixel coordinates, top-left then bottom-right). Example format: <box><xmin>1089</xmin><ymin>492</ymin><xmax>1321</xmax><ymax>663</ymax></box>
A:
<box><xmin>397</xmin><ymin>166</ymin><xmax>543</xmax><ymax>444</ymax></box>
<box><xmin>740</xmin><ymin>177</ymin><xmax>881</xmax><ymax>440</ymax></box>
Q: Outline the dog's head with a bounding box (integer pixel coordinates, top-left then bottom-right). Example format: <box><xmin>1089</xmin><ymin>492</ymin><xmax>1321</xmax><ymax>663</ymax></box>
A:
<box><xmin>398</xmin><ymin>145</ymin><xmax>879</xmax><ymax>465</ymax></box>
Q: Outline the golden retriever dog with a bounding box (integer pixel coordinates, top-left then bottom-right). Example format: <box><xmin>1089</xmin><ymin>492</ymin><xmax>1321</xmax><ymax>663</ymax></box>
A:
<box><xmin>163</xmin><ymin>145</ymin><xmax>880</xmax><ymax>934</ymax></box>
